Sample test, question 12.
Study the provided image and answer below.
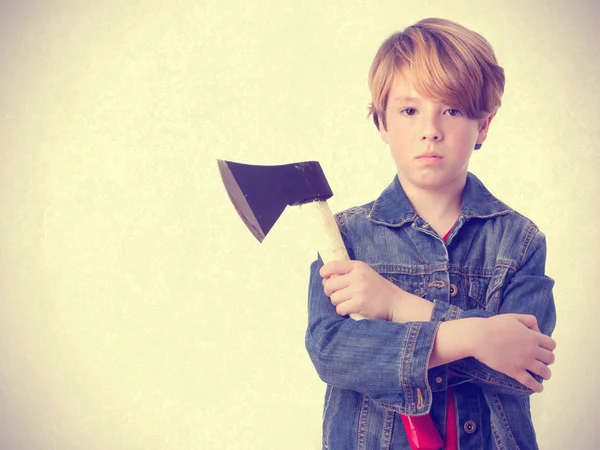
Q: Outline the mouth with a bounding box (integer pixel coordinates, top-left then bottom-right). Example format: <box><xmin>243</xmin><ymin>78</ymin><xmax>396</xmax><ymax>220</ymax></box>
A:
<box><xmin>416</xmin><ymin>153</ymin><xmax>444</xmax><ymax>165</ymax></box>
<box><xmin>416</xmin><ymin>154</ymin><xmax>443</xmax><ymax>159</ymax></box>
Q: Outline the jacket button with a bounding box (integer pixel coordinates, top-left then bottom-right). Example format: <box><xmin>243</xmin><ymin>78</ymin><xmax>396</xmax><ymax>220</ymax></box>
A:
<box><xmin>464</xmin><ymin>420</ymin><xmax>476</xmax><ymax>434</ymax></box>
<box><xmin>435</xmin><ymin>377</ymin><xmax>443</xmax><ymax>383</ymax></box>
<box><xmin>450</xmin><ymin>284</ymin><xmax>458</xmax><ymax>297</ymax></box>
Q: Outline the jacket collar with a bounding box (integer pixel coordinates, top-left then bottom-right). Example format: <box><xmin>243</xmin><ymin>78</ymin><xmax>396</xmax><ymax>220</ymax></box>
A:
<box><xmin>367</xmin><ymin>172</ymin><xmax>513</xmax><ymax>227</ymax></box>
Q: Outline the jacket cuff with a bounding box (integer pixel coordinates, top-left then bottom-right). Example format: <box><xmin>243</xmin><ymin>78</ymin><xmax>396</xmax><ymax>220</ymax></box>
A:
<box><xmin>430</xmin><ymin>299</ymin><xmax>461</xmax><ymax>322</ymax></box>
<box><xmin>428</xmin><ymin>365</ymin><xmax>449</xmax><ymax>393</ymax></box>
<box><xmin>397</xmin><ymin>320</ymin><xmax>442</xmax><ymax>415</ymax></box>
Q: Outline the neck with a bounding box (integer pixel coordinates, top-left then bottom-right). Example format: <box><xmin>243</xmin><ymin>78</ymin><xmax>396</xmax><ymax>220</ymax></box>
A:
<box><xmin>398</xmin><ymin>175</ymin><xmax>465</xmax><ymax>236</ymax></box>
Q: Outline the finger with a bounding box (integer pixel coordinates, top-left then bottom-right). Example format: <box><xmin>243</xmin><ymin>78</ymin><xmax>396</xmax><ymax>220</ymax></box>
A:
<box><xmin>538</xmin><ymin>335</ymin><xmax>556</xmax><ymax>351</ymax></box>
<box><xmin>323</xmin><ymin>274</ymin><xmax>351</xmax><ymax>297</ymax></box>
<box><xmin>527</xmin><ymin>360</ymin><xmax>552</xmax><ymax>381</ymax></box>
<box><xmin>336</xmin><ymin>299</ymin><xmax>358</xmax><ymax>317</ymax></box>
<box><xmin>330</xmin><ymin>289</ymin><xmax>352</xmax><ymax>307</ymax></box>
<box><xmin>535</xmin><ymin>348</ymin><xmax>555</xmax><ymax>366</ymax></box>
<box><xmin>516</xmin><ymin>372</ymin><xmax>543</xmax><ymax>393</ymax></box>
<box><xmin>320</xmin><ymin>260</ymin><xmax>355</xmax><ymax>278</ymax></box>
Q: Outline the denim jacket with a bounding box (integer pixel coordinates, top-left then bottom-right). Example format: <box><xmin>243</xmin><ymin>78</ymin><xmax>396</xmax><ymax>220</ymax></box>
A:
<box><xmin>305</xmin><ymin>173</ymin><xmax>556</xmax><ymax>449</ymax></box>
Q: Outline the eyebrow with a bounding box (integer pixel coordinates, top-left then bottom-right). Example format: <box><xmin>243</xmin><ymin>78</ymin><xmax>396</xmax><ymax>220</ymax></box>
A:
<box><xmin>392</xmin><ymin>96</ymin><xmax>421</xmax><ymax>104</ymax></box>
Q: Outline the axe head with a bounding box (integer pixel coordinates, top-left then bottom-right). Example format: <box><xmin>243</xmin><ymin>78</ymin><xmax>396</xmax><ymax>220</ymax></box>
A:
<box><xmin>217</xmin><ymin>160</ymin><xmax>333</xmax><ymax>242</ymax></box>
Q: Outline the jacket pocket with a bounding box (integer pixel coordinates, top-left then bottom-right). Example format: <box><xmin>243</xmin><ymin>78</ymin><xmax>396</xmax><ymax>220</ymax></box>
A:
<box><xmin>465</xmin><ymin>275</ymin><xmax>492</xmax><ymax>310</ymax></box>
<box><xmin>385</xmin><ymin>273</ymin><xmax>427</xmax><ymax>298</ymax></box>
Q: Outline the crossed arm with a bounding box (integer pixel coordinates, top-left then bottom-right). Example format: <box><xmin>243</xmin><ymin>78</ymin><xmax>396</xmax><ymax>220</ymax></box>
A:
<box><xmin>318</xmin><ymin>233</ymin><xmax>557</xmax><ymax>394</ymax></box>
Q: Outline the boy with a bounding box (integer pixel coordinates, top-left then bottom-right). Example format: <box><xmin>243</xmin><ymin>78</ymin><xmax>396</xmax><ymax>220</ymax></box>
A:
<box><xmin>305</xmin><ymin>18</ymin><xmax>556</xmax><ymax>450</ymax></box>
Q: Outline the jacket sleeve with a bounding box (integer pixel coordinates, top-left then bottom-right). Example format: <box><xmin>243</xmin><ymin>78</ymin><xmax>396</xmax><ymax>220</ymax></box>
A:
<box><xmin>305</xmin><ymin>255</ymin><xmax>443</xmax><ymax>415</ymax></box>
<box><xmin>429</xmin><ymin>228</ymin><xmax>557</xmax><ymax>397</ymax></box>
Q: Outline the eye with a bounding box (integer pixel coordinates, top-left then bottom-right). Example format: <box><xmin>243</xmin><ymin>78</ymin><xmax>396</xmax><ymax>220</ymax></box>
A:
<box><xmin>445</xmin><ymin>108</ymin><xmax>462</xmax><ymax>117</ymax></box>
<box><xmin>401</xmin><ymin>108</ymin><xmax>417</xmax><ymax>116</ymax></box>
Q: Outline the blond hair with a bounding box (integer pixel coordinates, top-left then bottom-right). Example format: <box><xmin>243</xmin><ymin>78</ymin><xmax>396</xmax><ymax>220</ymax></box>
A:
<box><xmin>368</xmin><ymin>18</ymin><xmax>505</xmax><ymax>130</ymax></box>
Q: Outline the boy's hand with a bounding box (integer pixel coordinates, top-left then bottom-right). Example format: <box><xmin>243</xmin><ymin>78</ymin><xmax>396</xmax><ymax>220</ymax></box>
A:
<box><xmin>470</xmin><ymin>314</ymin><xmax>556</xmax><ymax>393</ymax></box>
<box><xmin>320</xmin><ymin>260</ymin><xmax>403</xmax><ymax>321</ymax></box>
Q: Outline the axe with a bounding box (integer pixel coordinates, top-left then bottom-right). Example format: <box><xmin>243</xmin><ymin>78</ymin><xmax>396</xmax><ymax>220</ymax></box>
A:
<box><xmin>217</xmin><ymin>159</ymin><xmax>364</xmax><ymax>320</ymax></box>
<box><xmin>217</xmin><ymin>159</ymin><xmax>444</xmax><ymax>450</ymax></box>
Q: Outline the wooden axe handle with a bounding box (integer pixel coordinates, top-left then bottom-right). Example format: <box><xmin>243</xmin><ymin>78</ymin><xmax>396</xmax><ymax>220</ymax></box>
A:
<box><xmin>305</xmin><ymin>200</ymin><xmax>365</xmax><ymax>321</ymax></box>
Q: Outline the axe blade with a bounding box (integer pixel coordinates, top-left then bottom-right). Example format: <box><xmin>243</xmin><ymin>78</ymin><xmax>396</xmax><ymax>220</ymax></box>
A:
<box><xmin>217</xmin><ymin>159</ymin><xmax>333</xmax><ymax>242</ymax></box>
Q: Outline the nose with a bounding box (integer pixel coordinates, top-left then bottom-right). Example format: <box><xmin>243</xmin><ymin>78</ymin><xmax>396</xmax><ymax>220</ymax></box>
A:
<box><xmin>421</xmin><ymin>116</ymin><xmax>443</xmax><ymax>143</ymax></box>
<box><xmin>421</xmin><ymin>133</ymin><xmax>441</xmax><ymax>142</ymax></box>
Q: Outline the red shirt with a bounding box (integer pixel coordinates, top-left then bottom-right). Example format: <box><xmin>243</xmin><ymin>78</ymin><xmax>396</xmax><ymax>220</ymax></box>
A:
<box><xmin>442</xmin><ymin>229</ymin><xmax>458</xmax><ymax>450</ymax></box>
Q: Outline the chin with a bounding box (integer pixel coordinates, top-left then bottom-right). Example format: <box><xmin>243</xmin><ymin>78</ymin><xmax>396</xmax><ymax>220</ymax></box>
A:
<box><xmin>410</xmin><ymin>172</ymin><xmax>465</xmax><ymax>191</ymax></box>
<box><xmin>412</xmin><ymin>173</ymin><xmax>446</xmax><ymax>187</ymax></box>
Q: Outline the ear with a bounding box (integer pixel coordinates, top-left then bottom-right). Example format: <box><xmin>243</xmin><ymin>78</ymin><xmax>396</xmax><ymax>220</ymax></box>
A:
<box><xmin>378</xmin><ymin>117</ymin><xmax>389</xmax><ymax>144</ymax></box>
<box><xmin>476</xmin><ymin>114</ymin><xmax>494</xmax><ymax>146</ymax></box>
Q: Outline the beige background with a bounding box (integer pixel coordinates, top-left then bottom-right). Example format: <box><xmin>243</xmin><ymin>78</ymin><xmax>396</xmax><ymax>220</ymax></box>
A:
<box><xmin>0</xmin><ymin>0</ymin><xmax>597</xmax><ymax>448</ymax></box>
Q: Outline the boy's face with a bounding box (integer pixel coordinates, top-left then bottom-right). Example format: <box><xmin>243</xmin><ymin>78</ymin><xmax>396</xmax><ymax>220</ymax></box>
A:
<box><xmin>379</xmin><ymin>71</ymin><xmax>492</xmax><ymax>193</ymax></box>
